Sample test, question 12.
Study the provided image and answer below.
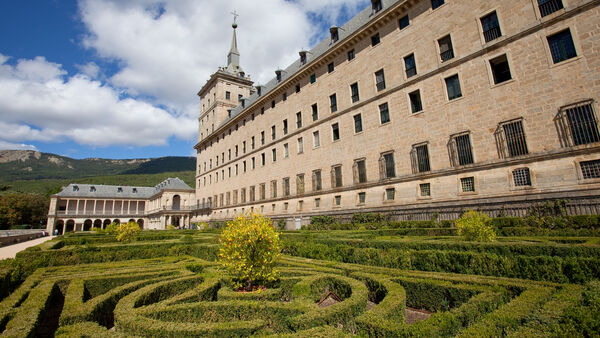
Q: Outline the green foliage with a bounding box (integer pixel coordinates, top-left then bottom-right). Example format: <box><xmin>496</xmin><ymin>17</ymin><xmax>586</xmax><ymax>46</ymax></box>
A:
<box><xmin>277</xmin><ymin>219</ymin><xmax>287</xmax><ymax>230</ymax></box>
<box><xmin>104</xmin><ymin>222</ymin><xmax>119</xmax><ymax>235</ymax></box>
<box><xmin>310</xmin><ymin>215</ymin><xmax>338</xmax><ymax>226</ymax></box>
<box><xmin>116</xmin><ymin>222</ymin><xmax>141</xmax><ymax>243</ymax></box>
<box><xmin>166</xmin><ymin>224</ymin><xmax>176</xmax><ymax>230</ymax></box>
<box><xmin>352</xmin><ymin>212</ymin><xmax>387</xmax><ymax>224</ymax></box>
<box><xmin>218</xmin><ymin>213</ymin><xmax>281</xmax><ymax>290</ymax></box>
<box><xmin>456</xmin><ymin>210</ymin><xmax>496</xmax><ymax>242</ymax></box>
<box><xmin>0</xmin><ymin>192</ymin><xmax>48</xmax><ymax>229</ymax></box>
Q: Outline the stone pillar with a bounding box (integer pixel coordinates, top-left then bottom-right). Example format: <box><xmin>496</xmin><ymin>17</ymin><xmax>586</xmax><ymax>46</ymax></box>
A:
<box><xmin>93</xmin><ymin>200</ymin><xmax>97</xmax><ymax>215</ymax></box>
<box><xmin>76</xmin><ymin>200</ymin><xmax>80</xmax><ymax>215</ymax></box>
<box><xmin>65</xmin><ymin>199</ymin><xmax>69</xmax><ymax>215</ymax></box>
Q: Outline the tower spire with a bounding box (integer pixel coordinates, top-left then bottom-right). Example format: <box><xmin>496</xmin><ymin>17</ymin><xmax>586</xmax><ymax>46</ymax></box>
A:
<box><xmin>226</xmin><ymin>10</ymin><xmax>243</xmax><ymax>75</ymax></box>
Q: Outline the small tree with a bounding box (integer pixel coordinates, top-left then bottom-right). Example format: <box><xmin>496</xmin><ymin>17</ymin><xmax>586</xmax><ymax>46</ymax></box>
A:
<box><xmin>116</xmin><ymin>221</ymin><xmax>141</xmax><ymax>243</ymax></box>
<box><xmin>456</xmin><ymin>210</ymin><xmax>496</xmax><ymax>242</ymax></box>
<box><xmin>218</xmin><ymin>213</ymin><xmax>281</xmax><ymax>291</ymax></box>
<box><xmin>104</xmin><ymin>222</ymin><xmax>119</xmax><ymax>235</ymax></box>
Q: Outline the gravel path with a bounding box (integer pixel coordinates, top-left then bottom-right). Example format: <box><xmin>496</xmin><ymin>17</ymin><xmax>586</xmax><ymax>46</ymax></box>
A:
<box><xmin>0</xmin><ymin>236</ymin><xmax>54</xmax><ymax>260</ymax></box>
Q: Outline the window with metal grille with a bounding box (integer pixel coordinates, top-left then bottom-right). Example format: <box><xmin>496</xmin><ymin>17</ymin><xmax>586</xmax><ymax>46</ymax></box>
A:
<box><xmin>379</xmin><ymin>103</ymin><xmax>390</xmax><ymax>124</ymax></box>
<box><xmin>558</xmin><ymin>100</ymin><xmax>600</xmax><ymax>146</ymax></box>
<box><xmin>409</xmin><ymin>90</ymin><xmax>423</xmax><ymax>113</ymax></box>
<box><xmin>351</xmin><ymin>83</ymin><xmax>360</xmax><ymax>103</ymax></box>
<box><xmin>297</xmin><ymin>174</ymin><xmax>305</xmax><ymax>194</ymax></box>
<box><xmin>354</xmin><ymin>159</ymin><xmax>368</xmax><ymax>184</ymax></box>
<box><xmin>547</xmin><ymin>29</ymin><xmax>577</xmax><ymax>64</ymax></box>
<box><xmin>358</xmin><ymin>192</ymin><xmax>366</xmax><ymax>204</ymax></box>
<box><xmin>332</xmin><ymin>123</ymin><xmax>340</xmax><ymax>141</ymax></box>
<box><xmin>260</xmin><ymin>184</ymin><xmax>266</xmax><ymax>200</ymax></box>
<box><xmin>581</xmin><ymin>160</ymin><xmax>600</xmax><ymax>179</ymax></box>
<box><xmin>328</xmin><ymin>62</ymin><xmax>335</xmax><ymax>73</ymax></box>
<box><xmin>313</xmin><ymin>131</ymin><xmax>320</xmax><ymax>147</ymax></box>
<box><xmin>445</xmin><ymin>74</ymin><xmax>462</xmax><ymax>100</ymax></box>
<box><xmin>420</xmin><ymin>183</ymin><xmax>431</xmax><ymax>197</ymax></box>
<box><xmin>371</xmin><ymin>33</ymin><xmax>380</xmax><ymax>46</ymax></box>
<box><xmin>449</xmin><ymin>133</ymin><xmax>474</xmax><ymax>166</ymax></box>
<box><xmin>241</xmin><ymin>188</ymin><xmax>246</xmax><ymax>203</ymax></box>
<box><xmin>313</xmin><ymin>170</ymin><xmax>322</xmax><ymax>191</ymax></box>
<box><xmin>334</xmin><ymin>195</ymin><xmax>342</xmax><ymax>206</ymax></box>
<box><xmin>498</xmin><ymin>120</ymin><xmax>529</xmax><ymax>158</ymax></box>
<box><xmin>431</xmin><ymin>0</ymin><xmax>444</xmax><ymax>10</ymax></box>
<box><xmin>386</xmin><ymin>188</ymin><xmax>395</xmax><ymax>200</ymax></box>
<box><xmin>348</xmin><ymin>49</ymin><xmax>355</xmax><ymax>61</ymax></box>
<box><xmin>490</xmin><ymin>54</ymin><xmax>512</xmax><ymax>84</ymax></box>
<box><xmin>461</xmin><ymin>177</ymin><xmax>475</xmax><ymax>192</ymax></box>
<box><xmin>354</xmin><ymin>114</ymin><xmax>363</xmax><ymax>133</ymax></box>
<box><xmin>283</xmin><ymin>178</ymin><xmax>290</xmax><ymax>196</ymax></box>
<box><xmin>225</xmin><ymin>91</ymin><xmax>231</xmax><ymax>100</ymax></box>
<box><xmin>412</xmin><ymin>144</ymin><xmax>431</xmax><ymax>173</ymax></box>
<box><xmin>249</xmin><ymin>186</ymin><xmax>255</xmax><ymax>202</ymax></box>
<box><xmin>296</xmin><ymin>112</ymin><xmax>302</xmax><ymax>128</ymax></box>
<box><xmin>399</xmin><ymin>15</ymin><xmax>409</xmax><ymax>29</ymax></box>
<box><xmin>283</xmin><ymin>119</ymin><xmax>288</xmax><ymax>135</ymax></box>
<box><xmin>438</xmin><ymin>35</ymin><xmax>454</xmax><ymax>62</ymax></box>
<box><xmin>271</xmin><ymin>180</ymin><xmax>277</xmax><ymax>198</ymax></box>
<box><xmin>314</xmin><ymin>198</ymin><xmax>320</xmax><ymax>208</ymax></box>
<box><xmin>330</xmin><ymin>94</ymin><xmax>337</xmax><ymax>113</ymax></box>
<box><xmin>380</xmin><ymin>152</ymin><xmax>396</xmax><ymax>179</ymax></box>
<box><xmin>310</xmin><ymin>73</ymin><xmax>316</xmax><ymax>83</ymax></box>
<box><xmin>332</xmin><ymin>165</ymin><xmax>343</xmax><ymax>188</ymax></box>
<box><xmin>538</xmin><ymin>0</ymin><xmax>564</xmax><ymax>17</ymax></box>
<box><xmin>513</xmin><ymin>168</ymin><xmax>532</xmax><ymax>186</ymax></box>
<box><xmin>375</xmin><ymin>69</ymin><xmax>386</xmax><ymax>91</ymax></box>
<box><xmin>481</xmin><ymin>11</ymin><xmax>502</xmax><ymax>43</ymax></box>
<box><xmin>404</xmin><ymin>54</ymin><xmax>417</xmax><ymax>78</ymax></box>
<box><xmin>312</xmin><ymin>103</ymin><xmax>319</xmax><ymax>121</ymax></box>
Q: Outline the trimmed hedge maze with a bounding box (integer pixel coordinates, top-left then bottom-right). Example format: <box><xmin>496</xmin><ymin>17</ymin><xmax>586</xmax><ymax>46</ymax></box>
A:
<box><xmin>0</xmin><ymin>229</ymin><xmax>598</xmax><ymax>336</ymax></box>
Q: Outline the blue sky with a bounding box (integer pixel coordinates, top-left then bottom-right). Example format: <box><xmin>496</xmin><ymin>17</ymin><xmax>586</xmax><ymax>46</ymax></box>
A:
<box><xmin>0</xmin><ymin>0</ymin><xmax>368</xmax><ymax>159</ymax></box>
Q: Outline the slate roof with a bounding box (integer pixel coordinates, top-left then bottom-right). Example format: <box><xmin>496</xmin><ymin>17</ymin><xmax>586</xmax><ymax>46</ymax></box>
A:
<box><xmin>219</xmin><ymin>0</ymin><xmax>403</xmax><ymax>129</ymax></box>
<box><xmin>55</xmin><ymin>177</ymin><xmax>193</xmax><ymax>199</ymax></box>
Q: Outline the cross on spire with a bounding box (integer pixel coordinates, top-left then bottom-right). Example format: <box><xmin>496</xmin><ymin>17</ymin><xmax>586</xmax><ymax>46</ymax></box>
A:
<box><xmin>231</xmin><ymin>10</ymin><xmax>239</xmax><ymax>25</ymax></box>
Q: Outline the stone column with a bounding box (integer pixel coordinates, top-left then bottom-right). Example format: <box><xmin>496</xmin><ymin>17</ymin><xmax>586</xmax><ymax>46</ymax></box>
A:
<box><xmin>76</xmin><ymin>200</ymin><xmax>80</xmax><ymax>215</ymax></box>
<box><xmin>93</xmin><ymin>200</ymin><xmax>97</xmax><ymax>215</ymax></box>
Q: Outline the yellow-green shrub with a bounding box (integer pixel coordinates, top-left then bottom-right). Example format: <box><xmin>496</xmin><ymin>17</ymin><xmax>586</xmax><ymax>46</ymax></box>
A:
<box><xmin>218</xmin><ymin>213</ymin><xmax>281</xmax><ymax>290</ymax></box>
<box><xmin>456</xmin><ymin>210</ymin><xmax>496</xmax><ymax>242</ymax></box>
<box><xmin>116</xmin><ymin>222</ymin><xmax>141</xmax><ymax>243</ymax></box>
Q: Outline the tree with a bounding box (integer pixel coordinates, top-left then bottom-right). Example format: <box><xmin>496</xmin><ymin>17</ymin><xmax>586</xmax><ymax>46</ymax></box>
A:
<box><xmin>456</xmin><ymin>210</ymin><xmax>496</xmax><ymax>242</ymax></box>
<box><xmin>116</xmin><ymin>222</ymin><xmax>141</xmax><ymax>242</ymax></box>
<box><xmin>0</xmin><ymin>193</ymin><xmax>49</xmax><ymax>229</ymax></box>
<box><xmin>218</xmin><ymin>213</ymin><xmax>281</xmax><ymax>291</ymax></box>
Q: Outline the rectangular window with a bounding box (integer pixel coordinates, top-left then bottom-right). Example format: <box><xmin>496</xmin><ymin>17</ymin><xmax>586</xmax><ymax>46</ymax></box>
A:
<box><xmin>372</xmin><ymin>0</ymin><xmax>382</xmax><ymax>12</ymax></box>
<box><xmin>431</xmin><ymin>0</ymin><xmax>445</xmax><ymax>10</ymax></box>
<box><xmin>251</xmin><ymin>136</ymin><xmax>255</xmax><ymax>150</ymax></box>
<box><xmin>298</xmin><ymin>137</ymin><xmax>304</xmax><ymax>154</ymax></box>
<box><xmin>313</xmin><ymin>131</ymin><xmax>320</xmax><ymax>147</ymax></box>
<box><xmin>284</xmin><ymin>143</ymin><xmax>289</xmax><ymax>158</ymax></box>
<box><xmin>562</xmin><ymin>101</ymin><xmax>600</xmax><ymax>146</ymax></box>
<box><xmin>481</xmin><ymin>11</ymin><xmax>502</xmax><ymax>43</ymax></box>
<box><xmin>284</xmin><ymin>202</ymin><xmax>289</xmax><ymax>211</ymax></box>
<box><xmin>241</xmin><ymin>188</ymin><xmax>246</xmax><ymax>203</ymax></box>
<box><xmin>332</xmin><ymin>123</ymin><xmax>340</xmax><ymax>141</ymax></box>
<box><xmin>386</xmin><ymin>188</ymin><xmax>395</xmax><ymax>200</ymax></box>
<box><xmin>547</xmin><ymin>29</ymin><xmax>577</xmax><ymax>64</ymax></box>
<box><xmin>243</xmin><ymin>161</ymin><xmax>247</xmax><ymax>173</ymax></box>
<box><xmin>371</xmin><ymin>32</ymin><xmax>380</xmax><ymax>46</ymax></box>
<box><xmin>347</xmin><ymin>49</ymin><xmax>355</xmax><ymax>61</ymax></box>
<box><xmin>235</xmin><ymin>145</ymin><xmax>238</xmax><ymax>157</ymax></box>
<box><xmin>261</xmin><ymin>153</ymin><xmax>265</xmax><ymax>166</ymax></box>
<box><xmin>314</xmin><ymin>198</ymin><xmax>321</xmax><ymax>208</ymax></box>
<box><xmin>283</xmin><ymin>92</ymin><xmax>287</xmax><ymax>101</ymax></box>
<box><xmin>355</xmin><ymin>159</ymin><xmax>367</xmax><ymax>183</ymax></box>
<box><xmin>445</xmin><ymin>74</ymin><xmax>462</xmax><ymax>100</ymax></box>
<box><xmin>243</xmin><ymin>141</ymin><xmax>246</xmax><ymax>153</ymax></box>
<box><xmin>261</xmin><ymin>131</ymin><xmax>265</xmax><ymax>145</ymax></box>
<box><xmin>228</xmin><ymin>149</ymin><xmax>231</xmax><ymax>161</ymax></box>
<box><xmin>501</xmin><ymin>120</ymin><xmax>529</xmax><ymax>157</ymax></box>
<box><xmin>312</xmin><ymin>103</ymin><xmax>319</xmax><ymax>121</ymax></box>
<box><xmin>420</xmin><ymin>183</ymin><xmax>431</xmax><ymax>197</ymax></box>
<box><xmin>379</xmin><ymin>103</ymin><xmax>390</xmax><ymax>124</ymax></box>
<box><xmin>252</xmin><ymin>157</ymin><xmax>255</xmax><ymax>170</ymax></box>
<box><xmin>399</xmin><ymin>14</ymin><xmax>409</xmax><ymax>29</ymax></box>
<box><xmin>461</xmin><ymin>177</ymin><xmax>475</xmax><ymax>192</ymax></box>
<box><xmin>438</xmin><ymin>35</ymin><xmax>454</xmax><ymax>62</ymax></box>
<box><xmin>271</xmin><ymin>125</ymin><xmax>276</xmax><ymax>140</ymax></box>
<box><xmin>238</xmin><ymin>94</ymin><xmax>243</xmax><ymax>102</ymax></box>
<box><xmin>328</xmin><ymin>62</ymin><xmax>334</xmax><ymax>73</ymax></box>
<box><xmin>283</xmin><ymin>119</ymin><xmax>288</xmax><ymax>135</ymax></box>
<box><xmin>513</xmin><ymin>168</ymin><xmax>532</xmax><ymax>186</ymax></box>
<box><xmin>404</xmin><ymin>54</ymin><xmax>417</xmax><ymax>78</ymax></box>
<box><xmin>296</xmin><ymin>84</ymin><xmax>301</xmax><ymax>93</ymax></box>
<box><xmin>271</xmin><ymin>180</ymin><xmax>277</xmax><ymax>198</ymax></box>
<box><xmin>354</xmin><ymin>114</ymin><xmax>363</xmax><ymax>133</ymax></box>
<box><xmin>233</xmin><ymin>190</ymin><xmax>238</xmax><ymax>204</ymax></box>
<box><xmin>538</xmin><ymin>0</ymin><xmax>564</xmax><ymax>17</ymax></box>
<box><xmin>381</xmin><ymin>153</ymin><xmax>396</xmax><ymax>179</ymax></box>
<box><xmin>298</xmin><ymin>200</ymin><xmax>303</xmax><ymax>211</ymax></box>
<box><xmin>332</xmin><ymin>165</ymin><xmax>343</xmax><ymax>188</ymax></box>
<box><xmin>490</xmin><ymin>54</ymin><xmax>512</xmax><ymax>84</ymax></box>
<box><xmin>412</xmin><ymin>144</ymin><xmax>431</xmax><ymax>173</ymax></box>
<box><xmin>310</xmin><ymin>73</ymin><xmax>316</xmax><ymax>83</ymax></box>
<box><xmin>580</xmin><ymin>160</ymin><xmax>600</xmax><ymax>179</ymax></box>
<box><xmin>296</xmin><ymin>112</ymin><xmax>302</xmax><ymax>128</ymax></box>
<box><xmin>260</xmin><ymin>183</ymin><xmax>266</xmax><ymax>200</ymax></box>
<box><xmin>351</xmin><ymin>83</ymin><xmax>360</xmax><ymax>103</ymax></box>
<box><xmin>409</xmin><ymin>90</ymin><xmax>423</xmax><ymax>113</ymax></box>
<box><xmin>272</xmin><ymin>148</ymin><xmax>276</xmax><ymax>162</ymax></box>
<box><xmin>271</xmin><ymin>100</ymin><xmax>275</xmax><ymax>108</ymax></box>
<box><xmin>225</xmin><ymin>91</ymin><xmax>231</xmax><ymax>100</ymax></box>
<box><xmin>313</xmin><ymin>170</ymin><xmax>322</xmax><ymax>191</ymax></box>
<box><xmin>334</xmin><ymin>195</ymin><xmax>342</xmax><ymax>206</ymax></box>
<box><xmin>249</xmin><ymin>186</ymin><xmax>255</xmax><ymax>202</ymax></box>
<box><xmin>297</xmin><ymin>174</ymin><xmax>305</xmax><ymax>194</ymax></box>
<box><xmin>358</xmin><ymin>192</ymin><xmax>366</xmax><ymax>204</ymax></box>
<box><xmin>330</xmin><ymin>94</ymin><xmax>337</xmax><ymax>113</ymax></box>
<box><xmin>375</xmin><ymin>69</ymin><xmax>386</xmax><ymax>91</ymax></box>
<box><xmin>450</xmin><ymin>133</ymin><xmax>474</xmax><ymax>166</ymax></box>
<box><xmin>283</xmin><ymin>177</ymin><xmax>290</xmax><ymax>196</ymax></box>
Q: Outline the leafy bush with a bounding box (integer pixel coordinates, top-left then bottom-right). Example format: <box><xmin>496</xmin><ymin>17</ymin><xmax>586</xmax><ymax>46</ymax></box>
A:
<box><xmin>218</xmin><ymin>213</ymin><xmax>281</xmax><ymax>290</ymax></box>
<box><xmin>116</xmin><ymin>222</ymin><xmax>141</xmax><ymax>243</ymax></box>
<box><xmin>104</xmin><ymin>222</ymin><xmax>119</xmax><ymax>235</ymax></box>
<box><xmin>352</xmin><ymin>212</ymin><xmax>386</xmax><ymax>224</ymax></box>
<box><xmin>277</xmin><ymin>219</ymin><xmax>286</xmax><ymax>230</ymax></box>
<box><xmin>166</xmin><ymin>225</ymin><xmax>176</xmax><ymax>230</ymax></box>
<box><xmin>456</xmin><ymin>210</ymin><xmax>496</xmax><ymax>242</ymax></box>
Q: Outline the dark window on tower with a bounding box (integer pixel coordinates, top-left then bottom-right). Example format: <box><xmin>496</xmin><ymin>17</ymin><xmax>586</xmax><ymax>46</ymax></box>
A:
<box><xmin>271</xmin><ymin>125</ymin><xmax>276</xmax><ymax>140</ymax></box>
<box><xmin>272</xmin><ymin>148</ymin><xmax>277</xmax><ymax>162</ymax></box>
<box><xmin>312</xmin><ymin>103</ymin><xmax>319</xmax><ymax>121</ymax></box>
<box><xmin>547</xmin><ymin>29</ymin><xmax>577</xmax><ymax>64</ymax></box>
<box><xmin>412</xmin><ymin>143</ymin><xmax>431</xmax><ymax>173</ymax></box>
<box><xmin>310</xmin><ymin>73</ymin><xmax>316</xmax><ymax>83</ymax></box>
<box><xmin>386</xmin><ymin>188</ymin><xmax>396</xmax><ymax>200</ymax></box>
<box><xmin>330</xmin><ymin>94</ymin><xmax>337</xmax><ymax>113</ymax></box>
<box><xmin>332</xmin><ymin>123</ymin><xmax>340</xmax><ymax>141</ymax></box>
<box><xmin>580</xmin><ymin>160</ymin><xmax>600</xmax><ymax>179</ymax></box>
<box><xmin>354</xmin><ymin>114</ymin><xmax>363</xmax><ymax>133</ymax></box>
<box><xmin>409</xmin><ymin>90</ymin><xmax>423</xmax><ymax>113</ymax></box>
<box><xmin>420</xmin><ymin>183</ymin><xmax>431</xmax><ymax>197</ymax></box>
<box><xmin>225</xmin><ymin>91</ymin><xmax>231</xmax><ymax>100</ymax></box>
<box><xmin>498</xmin><ymin>120</ymin><xmax>529</xmax><ymax>158</ymax></box>
<box><xmin>328</xmin><ymin>62</ymin><xmax>335</xmax><ymax>73</ymax></box>
<box><xmin>347</xmin><ymin>49</ymin><xmax>355</xmax><ymax>61</ymax></box>
<box><xmin>261</xmin><ymin>153</ymin><xmax>265</xmax><ymax>166</ymax></box>
<box><xmin>379</xmin><ymin>103</ymin><xmax>390</xmax><ymax>124</ymax></box>
<box><xmin>283</xmin><ymin>177</ymin><xmax>290</xmax><ymax>196</ymax></box>
<box><xmin>351</xmin><ymin>83</ymin><xmax>360</xmax><ymax>103</ymax></box>
<box><xmin>399</xmin><ymin>14</ymin><xmax>409</xmax><ymax>29</ymax></box>
<box><xmin>371</xmin><ymin>0</ymin><xmax>382</xmax><ymax>13</ymax></box>
<box><xmin>490</xmin><ymin>54</ymin><xmax>512</xmax><ymax>84</ymax></box>
<box><xmin>461</xmin><ymin>177</ymin><xmax>475</xmax><ymax>192</ymax></box>
<box><xmin>538</xmin><ymin>0</ymin><xmax>564</xmax><ymax>17</ymax></box>
<box><xmin>560</xmin><ymin>100</ymin><xmax>600</xmax><ymax>146</ymax></box>
<box><xmin>438</xmin><ymin>35</ymin><xmax>454</xmax><ymax>62</ymax></box>
<box><xmin>295</xmin><ymin>84</ymin><xmax>301</xmax><ymax>93</ymax></box>
<box><xmin>449</xmin><ymin>133</ymin><xmax>474</xmax><ymax>167</ymax></box>
<box><xmin>481</xmin><ymin>11</ymin><xmax>502</xmax><ymax>43</ymax></box>
<box><xmin>513</xmin><ymin>168</ymin><xmax>532</xmax><ymax>186</ymax></box>
<box><xmin>312</xmin><ymin>170</ymin><xmax>322</xmax><ymax>191</ymax></box>
<box><xmin>375</xmin><ymin>69</ymin><xmax>386</xmax><ymax>91</ymax></box>
<box><xmin>283</xmin><ymin>92</ymin><xmax>287</xmax><ymax>101</ymax></box>
<box><xmin>445</xmin><ymin>74</ymin><xmax>462</xmax><ymax>100</ymax></box>
<box><xmin>380</xmin><ymin>152</ymin><xmax>396</xmax><ymax>179</ymax></box>
<box><xmin>261</xmin><ymin>131</ymin><xmax>265</xmax><ymax>145</ymax></box>
<box><xmin>331</xmin><ymin>28</ymin><xmax>339</xmax><ymax>43</ymax></box>
<box><xmin>355</xmin><ymin>159</ymin><xmax>367</xmax><ymax>183</ymax></box>
<box><xmin>404</xmin><ymin>54</ymin><xmax>417</xmax><ymax>78</ymax></box>
<box><xmin>271</xmin><ymin>100</ymin><xmax>275</xmax><ymax>108</ymax></box>
<box><xmin>332</xmin><ymin>165</ymin><xmax>343</xmax><ymax>188</ymax></box>
<box><xmin>371</xmin><ymin>32</ymin><xmax>380</xmax><ymax>46</ymax></box>
<box><xmin>296</xmin><ymin>112</ymin><xmax>302</xmax><ymax>128</ymax></box>
<box><xmin>431</xmin><ymin>0</ymin><xmax>445</xmax><ymax>10</ymax></box>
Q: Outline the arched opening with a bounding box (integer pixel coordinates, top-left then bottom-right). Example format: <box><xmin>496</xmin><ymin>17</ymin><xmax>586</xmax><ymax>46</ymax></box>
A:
<box><xmin>66</xmin><ymin>220</ymin><xmax>75</xmax><ymax>233</ymax></box>
<box><xmin>137</xmin><ymin>219</ymin><xmax>144</xmax><ymax>229</ymax></box>
<box><xmin>172</xmin><ymin>195</ymin><xmax>181</xmax><ymax>210</ymax></box>
<box><xmin>103</xmin><ymin>219</ymin><xmax>112</xmax><ymax>229</ymax></box>
<box><xmin>55</xmin><ymin>220</ymin><xmax>64</xmax><ymax>235</ymax></box>
<box><xmin>93</xmin><ymin>219</ymin><xmax>102</xmax><ymax>229</ymax></box>
<box><xmin>128</xmin><ymin>219</ymin><xmax>135</xmax><ymax>223</ymax></box>
<box><xmin>172</xmin><ymin>216</ymin><xmax>180</xmax><ymax>227</ymax></box>
<box><xmin>113</xmin><ymin>219</ymin><xmax>121</xmax><ymax>225</ymax></box>
<box><xmin>83</xmin><ymin>219</ymin><xmax>93</xmax><ymax>231</ymax></box>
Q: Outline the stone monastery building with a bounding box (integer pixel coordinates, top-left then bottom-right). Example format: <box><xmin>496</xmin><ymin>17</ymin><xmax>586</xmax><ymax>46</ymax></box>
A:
<box><xmin>48</xmin><ymin>0</ymin><xmax>600</xmax><ymax>232</ymax></box>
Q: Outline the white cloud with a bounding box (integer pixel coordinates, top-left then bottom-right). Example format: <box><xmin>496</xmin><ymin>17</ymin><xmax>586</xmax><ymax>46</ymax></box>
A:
<box><xmin>75</xmin><ymin>62</ymin><xmax>100</xmax><ymax>78</ymax></box>
<box><xmin>0</xmin><ymin>140</ymin><xmax>37</xmax><ymax>151</ymax></box>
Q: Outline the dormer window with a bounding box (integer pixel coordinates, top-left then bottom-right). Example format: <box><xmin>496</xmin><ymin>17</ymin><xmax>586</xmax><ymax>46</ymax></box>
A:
<box><xmin>132</xmin><ymin>188</ymin><xmax>137</xmax><ymax>194</ymax></box>
<box><xmin>299</xmin><ymin>51</ymin><xmax>307</xmax><ymax>65</ymax></box>
<box><xmin>228</xmin><ymin>109</ymin><xmax>232</xmax><ymax>118</ymax></box>
<box><xmin>276</xmin><ymin>69</ymin><xmax>282</xmax><ymax>82</ymax></box>
<box><xmin>330</xmin><ymin>26</ymin><xmax>339</xmax><ymax>43</ymax></box>
<box><xmin>117</xmin><ymin>187</ymin><xmax>123</xmax><ymax>193</ymax></box>
<box><xmin>241</xmin><ymin>99</ymin><xmax>246</xmax><ymax>108</ymax></box>
<box><xmin>72</xmin><ymin>185</ymin><xmax>79</xmax><ymax>192</ymax></box>
<box><xmin>257</xmin><ymin>86</ymin><xmax>262</xmax><ymax>96</ymax></box>
<box><xmin>90</xmin><ymin>186</ymin><xmax>96</xmax><ymax>192</ymax></box>
<box><xmin>372</xmin><ymin>0</ymin><xmax>383</xmax><ymax>13</ymax></box>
